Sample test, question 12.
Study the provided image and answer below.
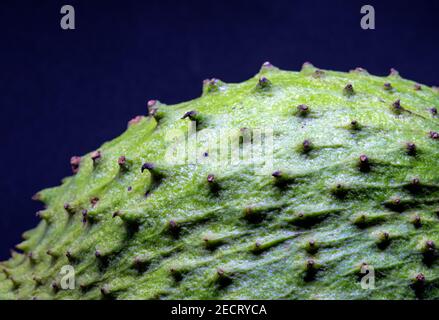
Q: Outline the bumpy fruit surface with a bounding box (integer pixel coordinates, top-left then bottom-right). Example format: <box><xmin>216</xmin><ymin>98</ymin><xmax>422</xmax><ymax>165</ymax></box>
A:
<box><xmin>1</xmin><ymin>63</ymin><xmax>439</xmax><ymax>299</ymax></box>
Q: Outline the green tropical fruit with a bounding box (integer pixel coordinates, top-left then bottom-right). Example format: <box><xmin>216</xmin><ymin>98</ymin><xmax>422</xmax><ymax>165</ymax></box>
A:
<box><xmin>1</xmin><ymin>63</ymin><xmax>438</xmax><ymax>300</ymax></box>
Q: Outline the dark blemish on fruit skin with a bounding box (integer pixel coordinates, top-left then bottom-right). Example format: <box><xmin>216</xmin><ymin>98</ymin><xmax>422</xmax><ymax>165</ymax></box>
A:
<box><xmin>203</xmin><ymin>152</ymin><xmax>209</xmax><ymax>157</ymax></box>
<box><xmin>430</xmin><ymin>108</ymin><xmax>437</xmax><ymax>116</ymax></box>
<box><xmin>207</xmin><ymin>174</ymin><xmax>215</xmax><ymax>183</ymax></box>
<box><xmin>70</xmin><ymin>156</ymin><xmax>81</xmax><ymax>174</ymax></box>
<box><xmin>127</xmin><ymin>186</ymin><xmax>132</xmax><ymax>191</ymax></box>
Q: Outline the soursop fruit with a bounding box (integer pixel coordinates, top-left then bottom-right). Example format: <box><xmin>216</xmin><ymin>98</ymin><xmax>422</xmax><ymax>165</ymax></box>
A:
<box><xmin>1</xmin><ymin>63</ymin><xmax>439</xmax><ymax>300</ymax></box>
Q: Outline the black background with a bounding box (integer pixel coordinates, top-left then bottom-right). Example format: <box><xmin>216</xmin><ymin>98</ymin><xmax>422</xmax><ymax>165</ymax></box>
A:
<box><xmin>0</xmin><ymin>0</ymin><xmax>438</xmax><ymax>260</ymax></box>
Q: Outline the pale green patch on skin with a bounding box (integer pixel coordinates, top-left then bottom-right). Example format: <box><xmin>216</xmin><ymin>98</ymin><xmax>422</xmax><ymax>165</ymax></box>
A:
<box><xmin>1</xmin><ymin>63</ymin><xmax>439</xmax><ymax>300</ymax></box>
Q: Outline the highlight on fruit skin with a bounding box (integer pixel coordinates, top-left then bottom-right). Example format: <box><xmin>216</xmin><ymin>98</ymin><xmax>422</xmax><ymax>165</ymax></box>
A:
<box><xmin>1</xmin><ymin>62</ymin><xmax>438</xmax><ymax>300</ymax></box>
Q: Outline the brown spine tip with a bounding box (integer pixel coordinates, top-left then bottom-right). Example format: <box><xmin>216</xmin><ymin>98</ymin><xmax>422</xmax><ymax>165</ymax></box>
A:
<box><xmin>424</xmin><ymin>240</ymin><xmax>435</xmax><ymax>254</ymax></box>
<box><xmin>81</xmin><ymin>209</ymin><xmax>88</xmax><ymax>224</ymax></box>
<box><xmin>146</xmin><ymin>99</ymin><xmax>157</xmax><ymax>115</ymax></box>
<box><xmin>377</xmin><ymin>231</ymin><xmax>391</xmax><ymax>248</ymax></box>
<box><xmin>301</xmin><ymin>61</ymin><xmax>314</xmax><ymax>70</ymax></box>
<box><xmin>168</xmin><ymin>220</ymin><xmax>180</xmax><ymax>235</ymax></box>
<box><xmin>262</xmin><ymin>61</ymin><xmax>273</xmax><ymax>68</ymax></box>
<box><xmin>100</xmin><ymin>285</ymin><xmax>111</xmax><ymax>296</ymax></box>
<box><xmin>141</xmin><ymin>162</ymin><xmax>154</xmax><ymax>172</ymax></box>
<box><xmin>351</xmin><ymin>67</ymin><xmax>368</xmax><ymax>74</ymax></box>
<box><xmin>412</xmin><ymin>273</ymin><xmax>426</xmax><ymax>294</ymax></box>
<box><xmin>359</xmin><ymin>154</ymin><xmax>370</xmax><ymax>172</ymax></box>
<box><xmin>406</xmin><ymin>142</ymin><xmax>417</xmax><ymax>156</ymax></box>
<box><xmin>95</xmin><ymin>250</ymin><xmax>102</xmax><ymax>258</ymax></box>
<box><xmin>31</xmin><ymin>193</ymin><xmax>41</xmax><ymax>201</ymax></box>
<box><xmin>389</xmin><ymin>68</ymin><xmax>399</xmax><ymax>76</ymax></box>
<box><xmin>112</xmin><ymin>211</ymin><xmax>120</xmax><ymax>218</ymax></box>
<box><xmin>306</xmin><ymin>239</ymin><xmax>318</xmax><ymax>254</ymax></box>
<box><xmin>343</xmin><ymin>83</ymin><xmax>355</xmax><ymax>96</ymax></box>
<box><xmin>207</xmin><ymin>174</ymin><xmax>215</xmax><ymax>183</ymax></box>
<box><xmin>306</xmin><ymin>259</ymin><xmax>315</xmax><ymax>270</ymax></box>
<box><xmin>350</xmin><ymin>120</ymin><xmax>361</xmax><ymax>130</ymax></box>
<box><xmin>181</xmin><ymin>110</ymin><xmax>198</xmax><ymax>120</ymax></box>
<box><xmin>118</xmin><ymin>156</ymin><xmax>126</xmax><ymax>166</ymax></box>
<box><xmin>128</xmin><ymin>115</ymin><xmax>144</xmax><ymax>127</ymax></box>
<box><xmin>383</xmin><ymin>82</ymin><xmax>393</xmax><ymax>91</ymax></box>
<box><xmin>392</xmin><ymin>99</ymin><xmax>402</xmax><ymax>111</ymax></box>
<box><xmin>257</xmin><ymin>76</ymin><xmax>271</xmax><ymax>89</ymax></box>
<box><xmin>412</xmin><ymin>214</ymin><xmax>422</xmax><ymax>228</ymax></box>
<box><xmin>414</xmin><ymin>84</ymin><xmax>422</xmax><ymax>91</ymax></box>
<box><xmin>415</xmin><ymin>273</ymin><xmax>425</xmax><ymax>283</ymax></box>
<box><xmin>91</xmin><ymin>151</ymin><xmax>101</xmax><ymax>163</ymax></box>
<box><xmin>64</xmin><ymin>203</ymin><xmax>75</xmax><ymax>215</ymax></box>
<box><xmin>272</xmin><ymin>170</ymin><xmax>282</xmax><ymax>178</ymax></box>
<box><xmin>429</xmin><ymin>131</ymin><xmax>439</xmax><ymax>140</ymax></box>
<box><xmin>297</xmin><ymin>104</ymin><xmax>310</xmax><ymax>116</ymax></box>
<box><xmin>217</xmin><ymin>268</ymin><xmax>225</xmax><ymax>277</ymax></box>
<box><xmin>147</xmin><ymin>99</ymin><xmax>157</xmax><ymax>108</ymax></box>
<box><xmin>65</xmin><ymin>250</ymin><xmax>74</xmax><ymax>262</ymax></box>
<box><xmin>302</xmin><ymin>140</ymin><xmax>312</xmax><ymax>153</ymax></box>
<box><xmin>51</xmin><ymin>281</ymin><xmax>60</xmax><ymax>292</ymax></box>
<box><xmin>90</xmin><ymin>197</ymin><xmax>99</xmax><ymax>208</ymax></box>
<box><xmin>411</xmin><ymin>177</ymin><xmax>420</xmax><ymax>186</ymax></box>
<box><xmin>70</xmin><ymin>156</ymin><xmax>81</xmax><ymax>174</ymax></box>
<box><xmin>313</xmin><ymin>70</ymin><xmax>325</xmax><ymax>78</ymax></box>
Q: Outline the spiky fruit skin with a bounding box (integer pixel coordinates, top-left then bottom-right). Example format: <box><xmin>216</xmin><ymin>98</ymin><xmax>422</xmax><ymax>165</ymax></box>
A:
<box><xmin>1</xmin><ymin>64</ymin><xmax>439</xmax><ymax>300</ymax></box>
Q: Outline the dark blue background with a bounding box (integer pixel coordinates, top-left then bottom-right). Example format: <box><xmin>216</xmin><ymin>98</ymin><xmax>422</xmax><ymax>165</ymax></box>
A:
<box><xmin>1</xmin><ymin>0</ymin><xmax>438</xmax><ymax>259</ymax></box>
